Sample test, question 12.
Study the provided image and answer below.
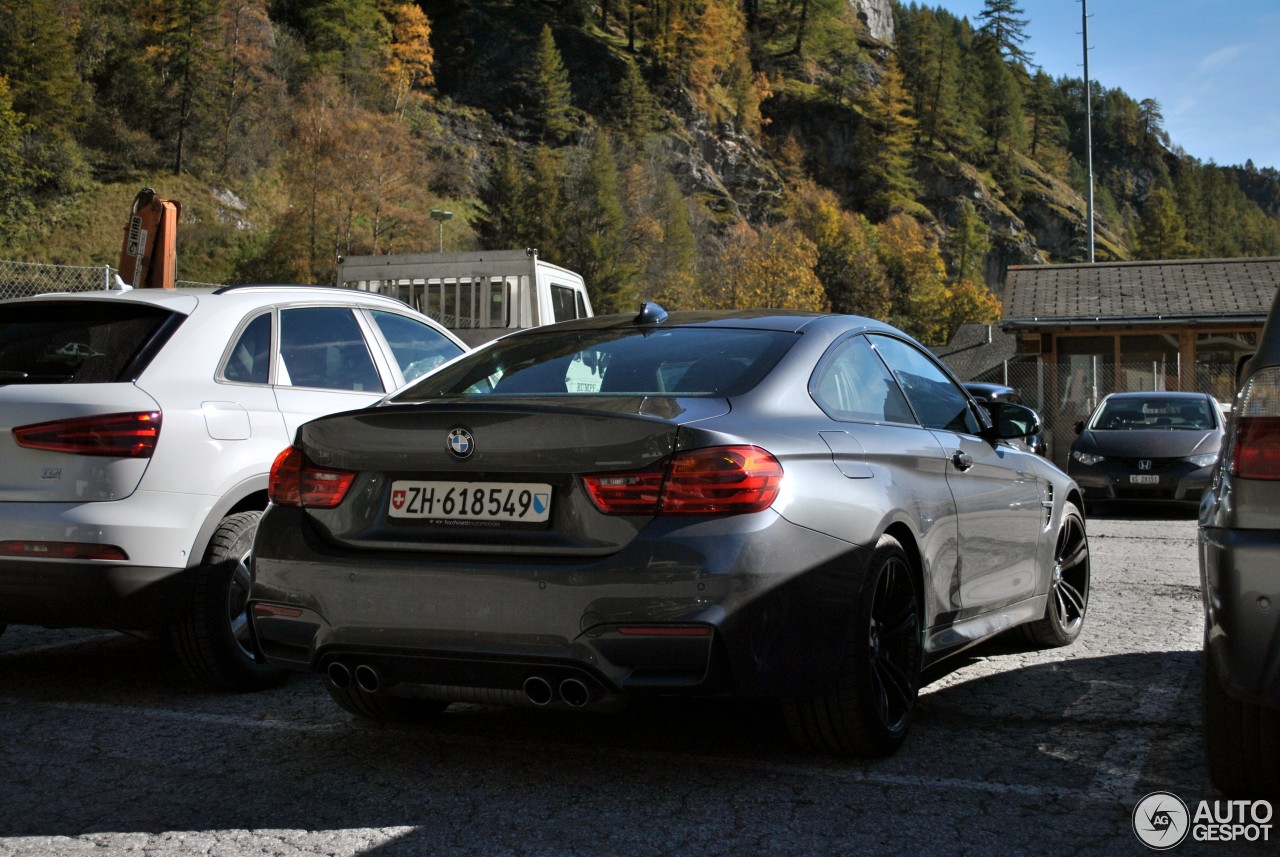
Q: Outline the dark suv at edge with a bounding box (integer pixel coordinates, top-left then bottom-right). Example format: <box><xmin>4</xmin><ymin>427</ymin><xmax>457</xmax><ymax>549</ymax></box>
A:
<box><xmin>1199</xmin><ymin>287</ymin><xmax>1280</xmax><ymax>799</ymax></box>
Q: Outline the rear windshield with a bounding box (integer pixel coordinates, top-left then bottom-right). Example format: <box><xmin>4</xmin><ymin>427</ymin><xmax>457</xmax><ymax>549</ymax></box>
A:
<box><xmin>392</xmin><ymin>327</ymin><xmax>798</xmax><ymax>400</ymax></box>
<box><xmin>1090</xmin><ymin>397</ymin><xmax>1217</xmax><ymax>431</ymax></box>
<box><xmin>0</xmin><ymin>301</ymin><xmax>177</xmax><ymax>384</ymax></box>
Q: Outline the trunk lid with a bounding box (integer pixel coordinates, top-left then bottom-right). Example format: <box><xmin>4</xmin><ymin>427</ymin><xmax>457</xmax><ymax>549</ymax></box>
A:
<box><xmin>295</xmin><ymin>397</ymin><xmax>730</xmax><ymax>556</ymax></box>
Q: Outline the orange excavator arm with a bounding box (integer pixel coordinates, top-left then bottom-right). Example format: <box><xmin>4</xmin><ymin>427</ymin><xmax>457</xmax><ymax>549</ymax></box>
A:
<box><xmin>118</xmin><ymin>188</ymin><xmax>181</xmax><ymax>289</ymax></box>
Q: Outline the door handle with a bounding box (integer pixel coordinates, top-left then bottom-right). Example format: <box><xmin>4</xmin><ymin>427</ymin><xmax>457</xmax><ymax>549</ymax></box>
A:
<box><xmin>952</xmin><ymin>451</ymin><xmax>974</xmax><ymax>471</ymax></box>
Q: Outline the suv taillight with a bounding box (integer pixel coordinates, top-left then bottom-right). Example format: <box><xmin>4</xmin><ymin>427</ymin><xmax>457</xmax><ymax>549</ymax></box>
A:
<box><xmin>583</xmin><ymin>445</ymin><xmax>783</xmax><ymax>515</ymax></box>
<box><xmin>1229</xmin><ymin>368</ymin><xmax>1280</xmax><ymax>480</ymax></box>
<box><xmin>13</xmin><ymin>411</ymin><xmax>162</xmax><ymax>457</ymax></box>
<box><xmin>268</xmin><ymin>446</ymin><xmax>356</xmax><ymax>508</ymax></box>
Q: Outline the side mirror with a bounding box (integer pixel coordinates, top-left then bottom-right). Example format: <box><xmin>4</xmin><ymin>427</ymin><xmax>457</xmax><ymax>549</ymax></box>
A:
<box><xmin>981</xmin><ymin>401</ymin><xmax>1041</xmax><ymax>441</ymax></box>
<box><xmin>1074</xmin><ymin>419</ymin><xmax>1085</xmax><ymax>435</ymax></box>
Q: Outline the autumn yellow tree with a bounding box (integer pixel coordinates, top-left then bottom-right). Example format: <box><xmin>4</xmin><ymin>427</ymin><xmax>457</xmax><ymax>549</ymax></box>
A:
<box><xmin>790</xmin><ymin>183</ymin><xmax>891</xmax><ymax>319</ymax></box>
<box><xmin>698</xmin><ymin>222</ymin><xmax>827</xmax><ymax>311</ymax></box>
<box><xmin>877</xmin><ymin>213</ymin><xmax>950</xmax><ymax>343</ymax></box>
<box><xmin>384</xmin><ymin>3</ymin><xmax>434</xmax><ymax>115</ymax></box>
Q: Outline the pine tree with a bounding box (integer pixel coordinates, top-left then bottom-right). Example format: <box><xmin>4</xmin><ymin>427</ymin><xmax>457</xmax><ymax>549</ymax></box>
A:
<box><xmin>611</xmin><ymin>60</ymin><xmax>659</xmax><ymax>142</ymax></box>
<box><xmin>525</xmin><ymin>24</ymin><xmax>575</xmax><ymax>143</ymax></box>
<box><xmin>975</xmin><ymin>0</ymin><xmax>1032</xmax><ymax>67</ymax></box>
<box><xmin>477</xmin><ymin>145</ymin><xmax>526</xmax><ymax>249</ymax></box>
<box><xmin>855</xmin><ymin>55</ymin><xmax>921</xmax><ymax>221</ymax></box>
<box><xmin>561</xmin><ymin>133</ymin><xmax>635</xmax><ymax>313</ymax></box>
<box><xmin>1136</xmin><ymin>187</ymin><xmax>1193</xmax><ymax>259</ymax></box>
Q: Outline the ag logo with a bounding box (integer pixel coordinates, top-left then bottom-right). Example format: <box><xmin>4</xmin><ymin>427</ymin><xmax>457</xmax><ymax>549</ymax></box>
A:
<box><xmin>1133</xmin><ymin>791</ymin><xmax>1190</xmax><ymax>850</ymax></box>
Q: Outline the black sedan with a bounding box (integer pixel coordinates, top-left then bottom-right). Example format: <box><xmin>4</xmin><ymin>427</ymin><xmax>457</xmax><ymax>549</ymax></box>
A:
<box><xmin>1068</xmin><ymin>391</ymin><xmax>1225</xmax><ymax>506</ymax></box>
<box><xmin>249</xmin><ymin>305</ymin><xmax>1090</xmax><ymax>757</ymax></box>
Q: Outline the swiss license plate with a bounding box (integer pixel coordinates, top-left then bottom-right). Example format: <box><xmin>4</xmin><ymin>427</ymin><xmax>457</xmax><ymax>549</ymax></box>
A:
<box><xmin>389</xmin><ymin>481</ymin><xmax>552</xmax><ymax>523</ymax></box>
<box><xmin>1129</xmin><ymin>474</ymin><xmax>1160</xmax><ymax>485</ymax></box>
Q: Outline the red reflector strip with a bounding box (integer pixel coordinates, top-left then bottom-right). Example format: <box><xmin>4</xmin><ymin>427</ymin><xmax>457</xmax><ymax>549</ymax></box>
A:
<box><xmin>0</xmin><ymin>540</ymin><xmax>129</xmax><ymax>561</ymax></box>
<box><xmin>252</xmin><ymin>604</ymin><xmax>304</xmax><ymax>618</ymax></box>
<box><xmin>616</xmin><ymin>626</ymin><xmax>711</xmax><ymax>637</ymax></box>
<box><xmin>13</xmin><ymin>411</ymin><xmax>161</xmax><ymax>458</ymax></box>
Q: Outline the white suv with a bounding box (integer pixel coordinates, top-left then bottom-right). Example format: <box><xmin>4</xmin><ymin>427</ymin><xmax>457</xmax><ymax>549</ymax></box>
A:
<box><xmin>0</xmin><ymin>285</ymin><xmax>466</xmax><ymax>690</ymax></box>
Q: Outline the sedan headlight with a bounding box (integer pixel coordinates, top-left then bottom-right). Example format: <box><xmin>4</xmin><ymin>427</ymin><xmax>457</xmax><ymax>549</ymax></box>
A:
<box><xmin>1185</xmin><ymin>453</ymin><xmax>1218</xmax><ymax>468</ymax></box>
<box><xmin>1071</xmin><ymin>450</ymin><xmax>1105</xmax><ymax>466</ymax></box>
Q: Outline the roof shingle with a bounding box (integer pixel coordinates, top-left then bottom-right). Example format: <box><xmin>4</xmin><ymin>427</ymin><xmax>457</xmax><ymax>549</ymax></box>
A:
<box><xmin>1002</xmin><ymin>257</ymin><xmax>1280</xmax><ymax>324</ymax></box>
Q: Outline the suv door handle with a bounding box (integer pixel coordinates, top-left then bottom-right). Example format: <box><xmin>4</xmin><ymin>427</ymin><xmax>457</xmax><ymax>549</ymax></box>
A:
<box><xmin>952</xmin><ymin>451</ymin><xmax>974</xmax><ymax>471</ymax></box>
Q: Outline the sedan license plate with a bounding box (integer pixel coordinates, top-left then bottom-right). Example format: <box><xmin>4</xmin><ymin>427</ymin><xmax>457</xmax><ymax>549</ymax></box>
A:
<box><xmin>389</xmin><ymin>481</ymin><xmax>552</xmax><ymax>523</ymax></box>
<box><xmin>1129</xmin><ymin>474</ymin><xmax>1160</xmax><ymax>485</ymax></box>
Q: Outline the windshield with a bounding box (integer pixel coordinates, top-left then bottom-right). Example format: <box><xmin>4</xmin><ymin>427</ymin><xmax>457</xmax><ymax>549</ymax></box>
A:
<box><xmin>1090</xmin><ymin>397</ymin><xmax>1217</xmax><ymax>431</ymax></box>
<box><xmin>391</xmin><ymin>326</ymin><xmax>798</xmax><ymax>401</ymax></box>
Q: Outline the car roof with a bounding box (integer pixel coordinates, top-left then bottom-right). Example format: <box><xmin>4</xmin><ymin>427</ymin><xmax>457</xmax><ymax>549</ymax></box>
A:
<box><xmin>0</xmin><ymin>284</ymin><xmax>418</xmax><ymax>312</ymax></box>
<box><xmin>1102</xmin><ymin>391</ymin><xmax>1211</xmax><ymax>400</ymax></box>
<box><xmin>530</xmin><ymin>307</ymin><xmax>900</xmax><ymax>337</ymax></box>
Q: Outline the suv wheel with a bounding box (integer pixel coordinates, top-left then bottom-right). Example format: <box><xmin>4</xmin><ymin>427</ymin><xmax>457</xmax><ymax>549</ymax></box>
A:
<box><xmin>1204</xmin><ymin>642</ymin><xmax>1280</xmax><ymax>799</ymax></box>
<box><xmin>171</xmin><ymin>511</ymin><xmax>287</xmax><ymax>692</ymax></box>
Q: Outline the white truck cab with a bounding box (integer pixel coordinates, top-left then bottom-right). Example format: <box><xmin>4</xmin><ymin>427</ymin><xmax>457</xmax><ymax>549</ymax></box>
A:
<box><xmin>337</xmin><ymin>249</ymin><xmax>593</xmax><ymax>347</ymax></box>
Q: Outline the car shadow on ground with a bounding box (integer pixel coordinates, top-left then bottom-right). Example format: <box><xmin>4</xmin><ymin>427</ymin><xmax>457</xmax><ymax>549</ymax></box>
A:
<box><xmin>1080</xmin><ymin>499</ymin><xmax>1201</xmax><ymax>521</ymax></box>
<box><xmin>1</xmin><ymin>625</ymin><xmax>1210</xmax><ymax>843</ymax></box>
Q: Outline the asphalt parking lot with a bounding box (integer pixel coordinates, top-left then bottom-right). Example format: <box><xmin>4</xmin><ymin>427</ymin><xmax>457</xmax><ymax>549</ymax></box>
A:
<box><xmin>1</xmin><ymin>507</ymin><xmax>1271</xmax><ymax>856</ymax></box>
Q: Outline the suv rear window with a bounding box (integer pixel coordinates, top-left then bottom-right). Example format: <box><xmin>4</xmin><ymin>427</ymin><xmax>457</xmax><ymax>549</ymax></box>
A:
<box><xmin>0</xmin><ymin>301</ymin><xmax>178</xmax><ymax>384</ymax></box>
<box><xmin>394</xmin><ymin>327</ymin><xmax>797</xmax><ymax>400</ymax></box>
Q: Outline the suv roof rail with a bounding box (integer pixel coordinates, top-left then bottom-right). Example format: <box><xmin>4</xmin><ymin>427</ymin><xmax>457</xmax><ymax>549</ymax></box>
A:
<box><xmin>210</xmin><ymin>283</ymin><xmax>410</xmax><ymax>306</ymax></box>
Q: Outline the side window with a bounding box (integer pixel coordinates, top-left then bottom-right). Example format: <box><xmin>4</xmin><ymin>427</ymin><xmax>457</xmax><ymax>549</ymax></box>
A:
<box><xmin>868</xmin><ymin>334</ymin><xmax>980</xmax><ymax>434</ymax></box>
<box><xmin>549</xmin><ymin>284</ymin><xmax>580</xmax><ymax>322</ymax></box>
<box><xmin>811</xmin><ymin>335</ymin><xmax>914</xmax><ymax>423</ymax></box>
<box><xmin>279</xmin><ymin>307</ymin><xmax>383</xmax><ymax>393</ymax></box>
<box><xmin>223</xmin><ymin>312</ymin><xmax>272</xmax><ymax>384</ymax></box>
<box><xmin>369</xmin><ymin>311</ymin><xmax>465</xmax><ymax>383</ymax></box>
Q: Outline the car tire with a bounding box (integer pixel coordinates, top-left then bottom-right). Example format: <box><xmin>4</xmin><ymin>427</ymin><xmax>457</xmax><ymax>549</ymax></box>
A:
<box><xmin>1203</xmin><ymin>643</ymin><xmax>1280</xmax><ymax>800</ymax></box>
<box><xmin>783</xmin><ymin>534</ymin><xmax>922</xmax><ymax>758</ymax></box>
<box><xmin>1018</xmin><ymin>501</ymin><xmax>1090</xmax><ymax>648</ymax></box>
<box><xmin>171</xmin><ymin>511</ymin><xmax>288</xmax><ymax>692</ymax></box>
<box><xmin>326</xmin><ymin>683</ymin><xmax>450</xmax><ymax>721</ymax></box>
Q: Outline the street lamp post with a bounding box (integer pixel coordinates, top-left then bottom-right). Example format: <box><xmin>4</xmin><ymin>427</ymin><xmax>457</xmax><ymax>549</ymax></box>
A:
<box><xmin>430</xmin><ymin>209</ymin><xmax>453</xmax><ymax>253</ymax></box>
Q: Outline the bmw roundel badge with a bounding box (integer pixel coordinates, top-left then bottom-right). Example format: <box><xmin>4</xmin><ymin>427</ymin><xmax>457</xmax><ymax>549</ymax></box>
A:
<box><xmin>447</xmin><ymin>427</ymin><xmax>474</xmax><ymax>459</ymax></box>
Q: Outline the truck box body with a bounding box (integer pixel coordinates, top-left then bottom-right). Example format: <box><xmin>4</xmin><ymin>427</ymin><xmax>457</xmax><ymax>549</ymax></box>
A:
<box><xmin>336</xmin><ymin>249</ymin><xmax>592</xmax><ymax>347</ymax></box>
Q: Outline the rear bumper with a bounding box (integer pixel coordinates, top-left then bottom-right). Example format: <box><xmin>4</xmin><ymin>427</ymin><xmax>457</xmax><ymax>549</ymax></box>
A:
<box><xmin>249</xmin><ymin>505</ymin><xmax>871</xmax><ymax>702</ymax></box>
<box><xmin>0</xmin><ymin>558</ymin><xmax>191</xmax><ymax>629</ymax></box>
<box><xmin>0</xmin><ymin>490</ymin><xmax>219</xmax><ymax>628</ymax></box>
<box><xmin>1200</xmin><ymin>525</ymin><xmax>1280</xmax><ymax>710</ymax></box>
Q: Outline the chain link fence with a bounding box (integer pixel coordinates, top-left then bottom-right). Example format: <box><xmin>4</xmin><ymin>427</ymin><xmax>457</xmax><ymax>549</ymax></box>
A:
<box><xmin>972</xmin><ymin>357</ymin><xmax>1238</xmax><ymax>469</ymax></box>
<box><xmin>0</xmin><ymin>259</ymin><xmax>220</xmax><ymax>298</ymax></box>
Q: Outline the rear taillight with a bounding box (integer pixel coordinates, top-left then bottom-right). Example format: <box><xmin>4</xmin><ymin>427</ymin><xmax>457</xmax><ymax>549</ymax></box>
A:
<box><xmin>583</xmin><ymin>445</ymin><xmax>782</xmax><ymax>515</ymax></box>
<box><xmin>268</xmin><ymin>446</ymin><xmax>356</xmax><ymax>508</ymax></box>
<box><xmin>13</xmin><ymin>411</ymin><xmax>161</xmax><ymax>457</ymax></box>
<box><xmin>1229</xmin><ymin>368</ymin><xmax>1280</xmax><ymax>480</ymax></box>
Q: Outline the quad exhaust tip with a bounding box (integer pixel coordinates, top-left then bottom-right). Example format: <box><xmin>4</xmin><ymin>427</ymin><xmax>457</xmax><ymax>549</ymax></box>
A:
<box><xmin>559</xmin><ymin>677</ymin><xmax>591</xmax><ymax>708</ymax></box>
<box><xmin>522</xmin><ymin>675</ymin><xmax>594</xmax><ymax>708</ymax></box>
<box><xmin>353</xmin><ymin>664</ymin><xmax>381</xmax><ymax>694</ymax></box>
<box><xmin>327</xmin><ymin>661</ymin><xmax>352</xmax><ymax>690</ymax></box>
<box><xmin>523</xmin><ymin>675</ymin><xmax>554</xmax><ymax>706</ymax></box>
<box><xmin>327</xmin><ymin>661</ymin><xmax>383</xmax><ymax>694</ymax></box>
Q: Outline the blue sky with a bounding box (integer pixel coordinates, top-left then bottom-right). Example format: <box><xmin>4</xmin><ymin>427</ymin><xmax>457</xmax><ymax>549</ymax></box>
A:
<box><xmin>936</xmin><ymin>1</ymin><xmax>1280</xmax><ymax>170</ymax></box>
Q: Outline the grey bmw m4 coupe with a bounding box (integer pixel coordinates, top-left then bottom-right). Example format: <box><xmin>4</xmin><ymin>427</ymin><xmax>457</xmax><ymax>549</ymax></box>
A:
<box><xmin>249</xmin><ymin>304</ymin><xmax>1090</xmax><ymax>757</ymax></box>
